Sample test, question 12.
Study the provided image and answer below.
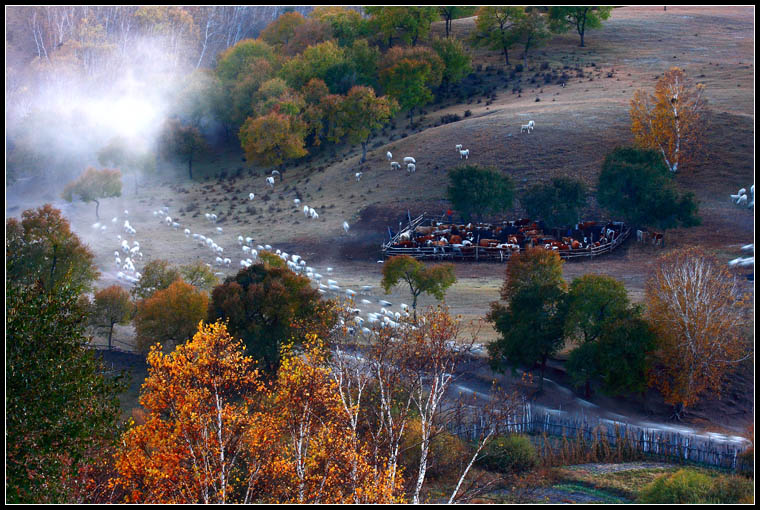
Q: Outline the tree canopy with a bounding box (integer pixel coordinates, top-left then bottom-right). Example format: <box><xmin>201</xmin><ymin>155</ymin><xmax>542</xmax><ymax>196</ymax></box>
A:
<box><xmin>381</xmin><ymin>255</ymin><xmax>456</xmax><ymax>319</ymax></box>
<box><xmin>470</xmin><ymin>6</ymin><xmax>525</xmax><ymax>66</ymax></box>
<box><xmin>522</xmin><ymin>177</ymin><xmax>587</xmax><ymax>229</ymax></box>
<box><xmin>62</xmin><ymin>167</ymin><xmax>122</xmax><ymax>220</ymax></box>
<box><xmin>6</xmin><ymin>204</ymin><xmax>99</xmax><ymax>292</ymax></box>
<box><xmin>597</xmin><ymin>146</ymin><xmax>701</xmax><ymax>230</ymax></box>
<box><xmin>548</xmin><ymin>6</ymin><xmax>612</xmax><ymax>47</ymax></box>
<box><xmin>447</xmin><ymin>165</ymin><xmax>515</xmax><ymax>222</ymax></box>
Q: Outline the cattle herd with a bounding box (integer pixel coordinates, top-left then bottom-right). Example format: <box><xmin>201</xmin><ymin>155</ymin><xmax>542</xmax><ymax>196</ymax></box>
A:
<box><xmin>384</xmin><ymin>217</ymin><xmax>629</xmax><ymax>262</ymax></box>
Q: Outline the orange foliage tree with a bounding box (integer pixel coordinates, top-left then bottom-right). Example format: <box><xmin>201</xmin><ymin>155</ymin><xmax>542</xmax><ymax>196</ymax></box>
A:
<box><xmin>111</xmin><ymin>322</ymin><xmax>403</xmax><ymax>503</ymax></box>
<box><xmin>630</xmin><ymin>67</ymin><xmax>709</xmax><ymax>174</ymax></box>
<box><xmin>645</xmin><ymin>247</ymin><xmax>753</xmax><ymax>419</ymax></box>
<box><xmin>133</xmin><ymin>279</ymin><xmax>209</xmax><ymax>354</ymax></box>
<box><xmin>90</xmin><ymin>284</ymin><xmax>134</xmax><ymax>351</ymax></box>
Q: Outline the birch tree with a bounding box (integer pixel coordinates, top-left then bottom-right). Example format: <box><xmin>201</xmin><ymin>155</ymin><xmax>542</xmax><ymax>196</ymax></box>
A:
<box><xmin>630</xmin><ymin>67</ymin><xmax>709</xmax><ymax>174</ymax></box>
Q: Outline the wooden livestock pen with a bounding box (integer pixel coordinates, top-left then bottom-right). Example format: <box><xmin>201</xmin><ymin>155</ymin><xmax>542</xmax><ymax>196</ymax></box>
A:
<box><xmin>382</xmin><ymin>213</ymin><xmax>631</xmax><ymax>262</ymax></box>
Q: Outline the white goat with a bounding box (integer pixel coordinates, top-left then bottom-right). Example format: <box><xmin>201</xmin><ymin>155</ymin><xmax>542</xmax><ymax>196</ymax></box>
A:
<box><xmin>459</xmin><ymin>149</ymin><xmax>469</xmax><ymax>159</ymax></box>
<box><xmin>521</xmin><ymin>120</ymin><xmax>535</xmax><ymax>133</ymax></box>
<box><xmin>403</xmin><ymin>156</ymin><xmax>416</xmax><ymax>165</ymax></box>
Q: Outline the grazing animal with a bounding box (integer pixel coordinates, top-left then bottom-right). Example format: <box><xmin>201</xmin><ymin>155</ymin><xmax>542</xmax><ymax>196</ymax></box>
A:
<box><xmin>309</xmin><ymin>207</ymin><xmax>319</xmax><ymax>219</ymax></box>
<box><xmin>386</xmin><ymin>151</ymin><xmax>392</xmax><ymax>160</ymax></box>
<box><xmin>343</xmin><ymin>221</ymin><xmax>350</xmax><ymax>233</ymax></box>
<box><xmin>403</xmin><ymin>156</ymin><xmax>416</xmax><ymax>165</ymax></box>
<box><xmin>266</xmin><ymin>176</ymin><xmax>275</xmax><ymax>188</ymax></box>
<box><xmin>521</xmin><ymin>120</ymin><xmax>535</xmax><ymax>133</ymax></box>
<box><xmin>184</xmin><ymin>228</ymin><xmax>191</xmax><ymax>237</ymax></box>
<box><xmin>294</xmin><ymin>198</ymin><xmax>301</xmax><ymax>206</ymax></box>
<box><xmin>355</xmin><ymin>172</ymin><xmax>362</xmax><ymax>182</ymax></box>
<box><xmin>459</xmin><ymin>149</ymin><xmax>469</xmax><ymax>159</ymax></box>
<box><xmin>249</xmin><ymin>192</ymin><xmax>255</xmax><ymax>200</ymax></box>
<box><xmin>455</xmin><ymin>144</ymin><xmax>463</xmax><ymax>152</ymax></box>
<box><xmin>303</xmin><ymin>205</ymin><xmax>310</xmax><ymax>217</ymax></box>
<box><xmin>391</xmin><ymin>161</ymin><xmax>401</xmax><ymax>170</ymax></box>
<box><xmin>216</xmin><ymin>227</ymin><xmax>223</xmax><ymax>233</ymax></box>
<box><xmin>407</xmin><ymin>163</ymin><xmax>416</xmax><ymax>173</ymax></box>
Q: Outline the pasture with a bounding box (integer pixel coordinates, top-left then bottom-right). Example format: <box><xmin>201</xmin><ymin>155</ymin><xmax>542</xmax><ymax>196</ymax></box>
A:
<box><xmin>8</xmin><ymin>6</ymin><xmax>753</xmax><ymax>435</ymax></box>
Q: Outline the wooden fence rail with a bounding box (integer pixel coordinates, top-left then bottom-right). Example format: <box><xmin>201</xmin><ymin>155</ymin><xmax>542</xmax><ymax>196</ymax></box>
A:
<box><xmin>444</xmin><ymin>403</ymin><xmax>751</xmax><ymax>472</ymax></box>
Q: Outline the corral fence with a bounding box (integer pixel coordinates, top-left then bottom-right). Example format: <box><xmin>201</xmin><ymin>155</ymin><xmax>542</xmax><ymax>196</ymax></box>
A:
<box><xmin>382</xmin><ymin>214</ymin><xmax>631</xmax><ymax>263</ymax></box>
<box><xmin>445</xmin><ymin>403</ymin><xmax>752</xmax><ymax>473</ymax></box>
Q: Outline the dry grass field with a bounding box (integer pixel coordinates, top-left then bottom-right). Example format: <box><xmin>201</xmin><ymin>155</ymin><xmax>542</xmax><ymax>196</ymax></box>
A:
<box><xmin>7</xmin><ymin>6</ymin><xmax>754</xmax><ymax>431</ymax></box>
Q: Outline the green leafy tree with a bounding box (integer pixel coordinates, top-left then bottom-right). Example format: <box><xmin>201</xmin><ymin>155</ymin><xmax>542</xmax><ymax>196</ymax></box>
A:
<box><xmin>470</xmin><ymin>6</ymin><xmax>525</xmax><ymax>66</ymax></box>
<box><xmin>259</xmin><ymin>11</ymin><xmax>306</xmax><ymax>48</ymax></box>
<box><xmin>90</xmin><ymin>284</ymin><xmax>135</xmax><ymax>351</ymax></box>
<box><xmin>339</xmin><ymin>86</ymin><xmax>399</xmax><ymax>163</ymax></box>
<box><xmin>97</xmin><ymin>136</ymin><xmax>157</xmax><ymax>195</ymax></box>
<box><xmin>62</xmin><ymin>167</ymin><xmax>122</xmax><ymax>220</ymax></box>
<box><xmin>381</xmin><ymin>255</ymin><xmax>457</xmax><ymax>320</ymax></box>
<box><xmin>593</xmin><ymin>315</ymin><xmax>656</xmax><ymax>396</ymax></box>
<box><xmin>278</xmin><ymin>40</ymin><xmax>347</xmax><ymax>91</ymax></box>
<box><xmin>447</xmin><ymin>165</ymin><xmax>515</xmax><ymax>222</ymax></box>
<box><xmin>6</xmin><ymin>204</ymin><xmax>99</xmax><ymax>292</ymax></box>
<box><xmin>180</xmin><ymin>260</ymin><xmax>220</xmax><ymax>292</ymax></box>
<box><xmin>158</xmin><ymin>118</ymin><xmax>208</xmax><ymax>180</ymax></box>
<box><xmin>487</xmin><ymin>248</ymin><xmax>567</xmax><ymax>391</ymax></box>
<box><xmin>439</xmin><ymin>7</ymin><xmax>478</xmax><ymax>38</ymax></box>
<box><xmin>548</xmin><ymin>6</ymin><xmax>612</xmax><ymax>47</ymax></box>
<box><xmin>133</xmin><ymin>279</ymin><xmax>209</xmax><ymax>354</ymax></box>
<box><xmin>310</xmin><ymin>6</ymin><xmax>370</xmax><ymax>47</ymax></box>
<box><xmin>365</xmin><ymin>7</ymin><xmax>439</xmax><ymax>47</ymax></box>
<box><xmin>598</xmin><ymin>147</ymin><xmax>701</xmax><ymax>230</ymax></box>
<box><xmin>130</xmin><ymin>259</ymin><xmax>182</xmax><ymax>299</ymax></box>
<box><xmin>563</xmin><ymin>274</ymin><xmax>633</xmax><ymax>397</ymax></box>
<box><xmin>346</xmin><ymin>38</ymin><xmax>381</xmax><ymax>89</ymax></box>
<box><xmin>379</xmin><ymin>47</ymin><xmax>443</xmax><ymax>123</ymax></box>
<box><xmin>516</xmin><ymin>8</ymin><xmax>551</xmax><ymax>66</ymax></box>
<box><xmin>7</xmin><ymin>280</ymin><xmax>125</xmax><ymax>503</ymax></box>
<box><xmin>207</xmin><ymin>253</ymin><xmax>337</xmax><ymax>373</ymax></box>
<box><xmin>431</xmin><ymin>36</ymin><xmax>472</xmax><ymax>93</ymax></box>
<box><xmin>522</xmin><ymin>177</ymin><xmax>587</xmax><ymax>229</ymax></box>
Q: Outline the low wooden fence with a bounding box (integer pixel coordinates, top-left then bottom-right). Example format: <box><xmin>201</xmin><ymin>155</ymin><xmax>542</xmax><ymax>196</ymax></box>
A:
<box><xmin>382</xmin><ymin>227</ymin><xmax>631</xmax><ymax>263</ymax></box>
<box><xmin>445</xmin><ymin>403</ymin><xmax>752</xmax><ymax>472</ymax></box>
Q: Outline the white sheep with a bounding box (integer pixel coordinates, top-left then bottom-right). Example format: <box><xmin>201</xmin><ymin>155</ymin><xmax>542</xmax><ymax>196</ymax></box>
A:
<box><xmin>246</xmin><ymin>237</ymin><xmax>254</xmax><ymax>245</ymax></box>
<box><xmin>238</xmin><ymin>235</ymin><xmax>244</xmax><ymax>245</ymax></box>
<box><xmin>184</xmin><ymin>228</ymin><xmax>191</xmax><ymax>237</ymax></box>
<box><xmin>521</xmin><ymin>120</ymin><xmax>535</xmax><ymax>133</ymax></box>
<box><xmin>391</xmin><ymin>161</ymin><xmax>401</xmax><ymax>170</ymax></box>
<box><xmin>343</xmin><ymin>221</ymin><xmax>350</xmax><ymax>233</ymax></box>
<box><xmin>223</xmin><ymin>257</ymin><xmax>231</xmax><ymax>267</ymax></box>
<box><xmin>303</xmin><ymin>205</ymin><xmax>311</xmax><ymax>217</ymax></box>
<box><xmin>459</xmin><ymin>149</ymin><xmax>469</xmax><ymax>159</ymax></box>
<box><xmin>355</xmin><ymin>172</ymin><xmax>362</xmax><ymax>182</ymax></box>
<box><xmin>216</xmin><ymin>227</ymin><xmax>223</xmax><ymax>233</ymax></box>
<box><xmin>266</xmin><ymin>176</ymin><xmax>275</xmax><ymax>188</ymax></box>
<box><xmin>210</xmin><ymin>213</ymin><xmax>217</xmax><ymax>223</ymax></box>
<box><xmin>249</xmin><ymin>192</ymin><xmax>255</xmax><ymax>200</ymax></box>
<box><xmin>215</xmin><ymin>256</ymin><xmax>224</xmax><ymax>266</ymax></box>
<box><xmin>407</xmin><ymin>163</ymin><xmax>416</xmax><ymax>173</ymax></box>
<box><xmin>386</xmin><ymin>151</ymin><xmax>392</xmax><ymax>160</ymax></box>
<box><xmin>309</xmin><ymin>207</ymin><xmax>319</xmax><ymax>219</ymax></box>
<box><xmin>242</xmin><ymin>245</ymin><xmax>251</xmax><ymax>254</ymax></box>
<box><xmin>455</xmin><ymin>144</ymin><xmax>463</xmax><ymax>152</ymax></box>
<box><xmin>403</xmin><ymin>156</ymin><xmax>416</xmax><ymax>165</ymax></box>
<box><xmin>294</xmin><ymin>198</ymin><xmax>301</xmax><ymax>206</ymax></box>
<box><xmin>172</xmin><ymin>222</ymin><xmax>180</xmax><ymax>229</ymax></box>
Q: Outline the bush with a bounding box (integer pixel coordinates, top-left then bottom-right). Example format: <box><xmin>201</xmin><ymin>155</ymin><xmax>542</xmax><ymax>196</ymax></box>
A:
<box><xmin>478</xmin><ymin>434</ymin><xmax>538</xmax><ymax>474</ymax></box>
<box><xmin>400</xmin><ymin>419</ymin><xmax>471</xmax><ymax>479</ymax></box>
<box><xmin>637</xmin><ymin>469</ymin><xmax>753</xmax><ymax>504</ymax></box>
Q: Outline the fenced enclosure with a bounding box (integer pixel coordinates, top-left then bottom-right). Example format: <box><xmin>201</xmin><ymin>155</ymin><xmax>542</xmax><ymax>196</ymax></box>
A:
<box><xmin>446</xmin><ymin>403</ymin><xmax>752</xmax><ymax>473</ymax></box>
<box><xmin>382</xmin><ymin>214</ymin><xmax>631</xmax><ymax>263</ymax></box>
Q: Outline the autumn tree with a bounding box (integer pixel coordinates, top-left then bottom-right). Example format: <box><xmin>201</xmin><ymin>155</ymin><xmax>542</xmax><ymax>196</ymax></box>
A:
<box><xmin>112</xmin><ymin>321</ymin><xmax>274</xmax><ymax>503</ymax></box>
<box><xmin>259</xmin><ymin>10</ymin><xmax>306</xmax><ymax>48</ymax></box>
<box><xmin>548</xmin><ymin>6</ymin><xmax>612</xmax><ymax>47</ymax></box>
<box><xmin>62</xmin><ymin>167</ymin><xmax>122</xmax><ymax>220</ymax></box>
<box><xmin>447</xmin><ymin>165</ymin><xmax>515</xmax><ymax>222</ymax></box>
<box><xmin>158</xmin><ymin>118</ymin><xmax>208</xmax><ymax>180</ymax></box>
<box><xmin>598</xmin><ymin>146</ymin><xmax>701</xmax><ymax>230</ymax></box>
<box><xmin>207</xmin><ymin>255</ymin><xmax>337</xmax><ymax>373</ymax></box>
<box><xmin>339</xmin><ymin>85</ymin><xmax>399</xmax><ymax>163</ymax></box>
<box><xmin>278</xmin><ymin>39</ymin><xmax>347</xmax><ymax>91</ymax></box>
<box><xmin>381</xmin><ymin>256</ymin><xmax>456</xmax><ymax>320</ymax></box>
<box><xmin>630</xmin><ymin>67</ymin><xmax>709</xmax><ymax>174</ymax></box>
<box><xmin>645</xmin><ymin>247</ymin><xmax>753</xmax><ymax>420</ymax></box>
<box><xmin>239</xmin><ymin>111</ymin><xmax>308</xmax><ymax>175</ymax></box>
<box><xmin>130</xmin><ymin>259</ymin><xmax>182</xmax><ymax>299</ymax></box>
<box><xmin>133</xmin><ymin>279</ymin><xmax>209</xmax><ymax>354</ymax></box>
<box><xmin>439</xmin><ymin>7</ymin><xmax>478</xmax><ymax>38</ymax></box>
<box><xmin>90</xmin><ymin>284</ymin><xmax>134</xmax><ymax>351</ymax></box>
<box><xmin>179</xmin><ymin>260</ymin><xmax>219</xmax><ymax>292</ymax></box>
<box><xmin>522</xmin><ymin>177</ymin><xmax>587</xmax><ymax>229</ymax></box>
<box><xmin>470</xmin><ymin>6</ymin><xmax>525</xmax><ymax>66</ymax></box>
<box><xmin>7</xmin><ymin>280</ymin><xmax>124</xmax><ymax>503</ymax></box>
<box><xmin>487</xmin><ymin>248</ymin><xmax>568</xmax><ymax>391</ymax></box>
<box><xmin>97</xmin><ymin>136</ymin><xmax>157</xmax><ymax>195</ymax></box>
<box><xmin>6</xmin><ymin>204</ymin><xmax>99</xmax><ymax>292</ymax></box>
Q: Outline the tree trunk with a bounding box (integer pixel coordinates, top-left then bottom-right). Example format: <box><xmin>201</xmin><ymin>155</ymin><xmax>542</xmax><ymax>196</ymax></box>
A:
<box><xmin>134</xmin><ymin>173</ymin><xmax>139</xmax><ymax>195</ymax></box>
<box><xmin>503</xmin><ymin>45</ymin><xmax>510</xmax><ymax>66</ymax></box>
<box><xmin>94</xmin><ymin>199</ymin><xmax>100</xmax><ymax>220</ymax></box>
<box><xmin>584</xmin><ymin>378</ymin><xmax>591</xmax><ymax>399</ymax></box>
<box><xmin>108</xmin><ymin>321</ymin><xmax>115</xmax><ymax>351</ymax></box>
<box><xmin>360</xmin><ymin>134</ymin><xmax>370</xmax><ymax>163</ymax></box>
<box><xmin>188</xmin><ymin>157</ymin><xmax>193</xmax><ymax>180</ymax></box>
<box><xmin>538</xmin><ymin>356</ymin><xmax>547</xmax><ymax>392</ymax></box>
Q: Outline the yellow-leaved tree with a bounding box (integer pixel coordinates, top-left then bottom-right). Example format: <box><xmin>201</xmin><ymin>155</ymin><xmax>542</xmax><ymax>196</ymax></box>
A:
<box><xmin>630</xmin><ymin>67</ymin><xmax>709</xmax><ymax>174</ymax></box>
